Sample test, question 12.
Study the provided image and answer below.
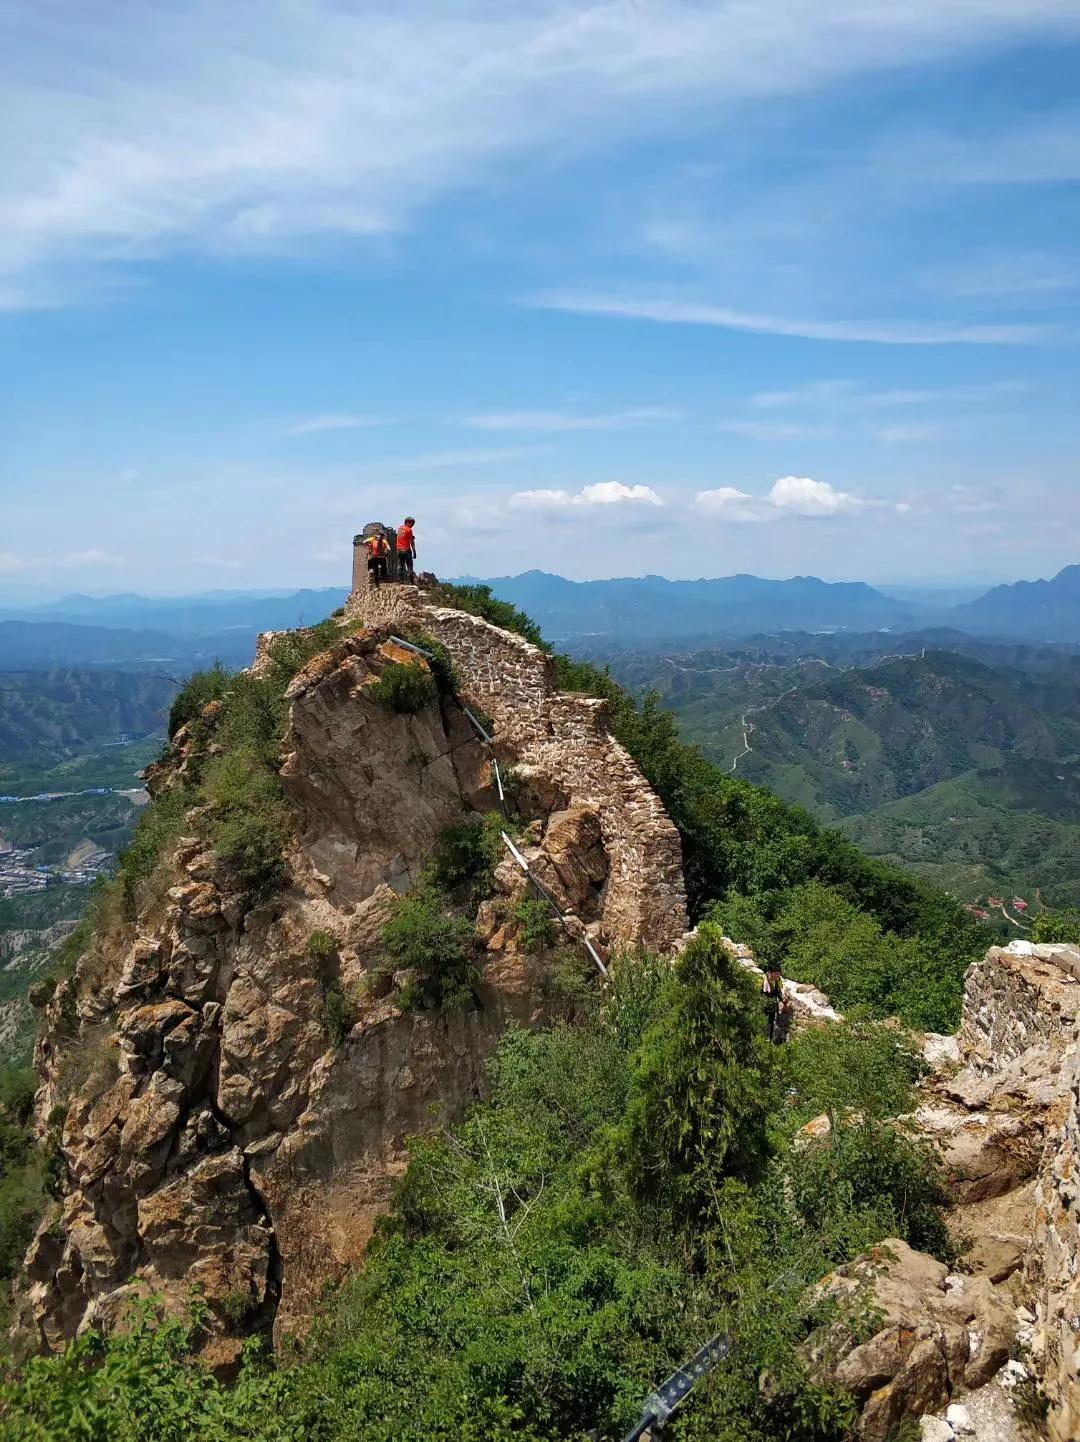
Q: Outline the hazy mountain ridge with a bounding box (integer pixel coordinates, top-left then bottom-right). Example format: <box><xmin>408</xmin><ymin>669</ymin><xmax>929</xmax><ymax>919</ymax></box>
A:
<box><xmin>0</xmin><ymin>669</ymin><xmax>175</xmax><ymax>760</ymax></box>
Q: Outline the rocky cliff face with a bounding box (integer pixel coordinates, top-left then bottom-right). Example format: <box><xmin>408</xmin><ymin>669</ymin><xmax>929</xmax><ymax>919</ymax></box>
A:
<box><xmin>24</xmin><ymin>610</ymin><xmax>689</xmax><ymax>1360</ymax></box>
<box><xmin>804</xmin><ymin>940</ymin><xmax>1080</xmax><ymax>1442</ymax></box>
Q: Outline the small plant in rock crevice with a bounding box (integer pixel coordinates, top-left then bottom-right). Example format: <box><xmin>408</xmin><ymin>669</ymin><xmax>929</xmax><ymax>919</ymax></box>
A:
<box><xmin>513</xmin><ymin>895</ymin><xmax>557</xmax><ymax>952</ymax></box>
<box><xmin>306</xmin><ymin>930</ymin><xmax>338</xmax><ymax>962</ymax></box>
<box><xmin>322</xmin><ymin>983</ymin><xmax>356</xmax><ymax>1048</ymax></box>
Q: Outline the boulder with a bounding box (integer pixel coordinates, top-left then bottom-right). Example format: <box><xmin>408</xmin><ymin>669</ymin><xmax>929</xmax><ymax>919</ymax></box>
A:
<box><xmin>808</xmin><ymin>1239</ymin><xmax>1016</xmax><ymax>1442</ymax></box>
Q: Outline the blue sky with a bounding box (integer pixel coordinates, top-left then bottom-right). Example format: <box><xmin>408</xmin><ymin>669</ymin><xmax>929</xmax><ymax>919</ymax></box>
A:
<box><xmin>2</xmin><ymin>0</ymin><xmax>1079</xmax><ymax>599</ymax></box>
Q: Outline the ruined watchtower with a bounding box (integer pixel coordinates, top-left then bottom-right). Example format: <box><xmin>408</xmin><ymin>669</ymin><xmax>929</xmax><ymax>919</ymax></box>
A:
<box><xmin>352</xmin><ymin>521</ymin><xmax>398</xmax><ymax>592</ymax></box>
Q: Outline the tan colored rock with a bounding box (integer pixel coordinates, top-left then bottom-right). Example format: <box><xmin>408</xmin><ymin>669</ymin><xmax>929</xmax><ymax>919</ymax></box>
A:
<box><xmin>809</xmin><ymin>1240</ymin><xmax>1017</xmax><ymax>1441</ymax></box>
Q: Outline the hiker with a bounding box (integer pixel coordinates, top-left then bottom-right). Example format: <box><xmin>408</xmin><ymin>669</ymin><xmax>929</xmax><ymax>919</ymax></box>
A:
<box><xmin>365</xmin><ymin>530</ymin><xmax>389</xmax><ymax>588</ymax></box>
<box><xmin>762</xmin><ymin>963</ymin><xmax>792</xmax><ymax>1044</ymax></box>
<box><xmin>396</xmin><ymin>516</ymin><xmax>417</xmax><ymax>580</ymax></box>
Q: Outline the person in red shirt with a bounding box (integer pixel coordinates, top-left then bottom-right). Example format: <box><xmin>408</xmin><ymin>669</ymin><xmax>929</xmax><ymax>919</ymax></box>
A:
<box><xmin>396</xmin><ymin>517</ymin><xmax>416</xmax><ymax>580</ymax></box>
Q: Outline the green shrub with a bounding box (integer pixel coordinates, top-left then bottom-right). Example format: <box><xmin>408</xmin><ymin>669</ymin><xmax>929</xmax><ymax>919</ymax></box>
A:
<box><xmin>0</xmin><ymin>1304</ymin><xmax>307</xmax><ymax>1440</ymax></box>
<box><xmin>200</xmin><ymin>750</ymin><xmax>289</xmax><ymax>894</ymax></box>
<box><xmin>402</xmin><ymin>631</ymin><xmax>457</xmax><ymax>692</ymax></box>
<box><xmin>323</xmin><ymin>984</ymin><xmax>355</xmax><ymax>1048</ymax></box>
<box><xmin>220</xmin><ymin>1288</ymin><xmax>258</xmax><ymax>1327</ymax></box>
<box><xmin>167</xmin><ymin>664</ymin><xmax>230</xmax><ymax>738</ymax></box>
<box><xmin>306</xmin><ymin>930</ymin><xmax>338</xmax><ymax>961</ymax></box>
<box><xmin>617</xmin><ymin>924</ymin><xmax>773</xmax><ymax>1221</ymax></box>
<box><xmin>0</xmin><ymin>1061</ymin><xmax>44</xmax><ymax>1291</ymax></box>
<box><xmin>116</xmin><ymin>784</ymin><xmax>193</xmax><ymax>920</ymax></box>
<box><xmin>513</xmin><ymin>896</ymin><xmax>556</xmax><ymax>952</ymax></box>
<box><xmin>1032</xmin><ymin>908</ymin><xmax>1080</xmax><ymax>944</ymax></box>
<box><xmin>378</xmin><ymin>887</ymin><xmax>477</xmax><ymax>1010</ymax></box>
<box><xmin>370</xmin><ymin>662</ymin><xmax>437</xmax><ymax>714</ymax></box>
<box><xmin>425</xmin><ymin>814</ymin><xmax>501</xmax><ymax>901</ymax></box>
<box><xmin>789</xmin><ymin>1117</ymin><xmax>953</xmax><ymax>1263</ymax></box>
<box><xmin>429</xmin><ymin>582</ymin><xmax>546</xmax><ymax>649</ymax></box>
<box><xmin>540</xmin><ymin>945</ymin><xmax>599</xmax><ymax>1009</ymax></box>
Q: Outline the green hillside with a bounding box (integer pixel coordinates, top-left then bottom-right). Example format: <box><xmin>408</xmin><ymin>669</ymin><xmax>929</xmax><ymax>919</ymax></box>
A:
<box><xmin>601</xmin><ymin>640</ymin><xmax>1080</xmax><ymax>913</ymax></box>
<box><xmin>741</xmin><ymin>650</ymin><xmax>1080</xmax><ymax>822</ymax></box>
<box><xmin>839</xmin><ymin>758</ymin><xmax>1080</xmax><ymax>908</ymax></box>
<box><xmin>0</xmin><ymin>668</ymin><xmax>173</xmax><ymax>760</ymax></box>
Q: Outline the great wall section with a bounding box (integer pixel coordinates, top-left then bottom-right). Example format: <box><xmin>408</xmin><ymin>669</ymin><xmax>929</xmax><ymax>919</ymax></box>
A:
<box><xmin>15</xmin><ymin>569</ymin><xmax>1080</xmax><ymax>1441</ymax></box>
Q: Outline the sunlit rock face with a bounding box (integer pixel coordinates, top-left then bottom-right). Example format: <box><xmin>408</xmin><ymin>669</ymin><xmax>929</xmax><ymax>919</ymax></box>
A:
<box><xmin>26</xmin><ymin>599</ymin><xmax>690</xmax><ymax>1357</ymax></box>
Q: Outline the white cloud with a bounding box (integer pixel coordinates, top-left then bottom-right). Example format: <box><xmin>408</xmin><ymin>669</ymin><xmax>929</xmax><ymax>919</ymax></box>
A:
<box><xmin>921</xmin><ymin>252</ymin><xmax>1078</xmax><ymax>297</ymax></box>
<box><xmin>284</xmin><ymin>414</ymin><xmax>384</xmax><ymax>436</ymax></box>
<box><xmin>350</xmin><ymin>446</ymin><xmax>543</xmax><ymax>475</ymax></box>
<box><xmin>769</xmin><ymin>475</ymin><xmax>864</xmax><ymax>515</ymax></box>
<box><xmin>694</xmin><ymin>487</ymin><xmax>773</xmax><ymax>523</ymax></box>
<box><xmin>534</xmin><ymin>293</ymin><xmax>1056</xmax><ymax>345</ymax></box>
<box><xmin>463</xmin><ymin>406</ymin><xmax>683</xmax><ymax>432</ymax></box>
<box><xmin>696</xmin><ymin>475</ymin><xmax>903</xmax><ymax>521</ymax></box>
<box><xmin>5</xmin><ymin>2</ymin><xmax>1080</xmax><ymax>303</ymax></box>
<box><xmin>881</xmin><ymin>113</ymin><xmax>1080</xmax><ymax>186</ymax></box>
<box><xmin>510</xmin><ymin>481</ymin><xmax>664</xmax><ymax>511</ymax></box>
<box><xmin>0</xmin><ymin>552</ymin><xmax>26</xmax><ymax>573</ymax></box>
<box><xmin>60</xmin><ymin>548</ymin><xmax>126</xmax><ymax>567</ymax></box>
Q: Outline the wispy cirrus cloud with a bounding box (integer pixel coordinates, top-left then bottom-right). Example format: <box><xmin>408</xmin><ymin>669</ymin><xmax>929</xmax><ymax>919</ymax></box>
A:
<box><xmin>463</xmin><ymin>406</ymin><xmax>683</xmax><ymax>433</ymax></box>
<box><xmin>284</xmin><ymin>414</ymin><xmax>384</xmax><ymax>437</ymax></box>
<box><xmin>6</xmin><ymin>2</ymin><xmax>1080</xmax><ymax>306</ymax></box>
<box><xmin>716</xmin><ymin>420</ymin><xmax>834</xmax><ymax>440</ymax></box>
<box><xmin>532</xmin><ymin>293</ymin><xmax>1057</xmax><ymax>346</ymax></box>
<box><xmin>749</xmin><ymin>379</ymin><xmax>1027</xmax><ymax>409</ymax></box>
<box><xmin>377</xmin><ymin>447</ymin><xmax>543</xmax><ymax>472</ymax></box>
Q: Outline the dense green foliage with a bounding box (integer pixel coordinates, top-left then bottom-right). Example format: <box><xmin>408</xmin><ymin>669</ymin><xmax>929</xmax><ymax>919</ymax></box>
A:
<box><xmin>430</xmin><ymin>581</ymin><xmax>547</xmax><ymax>649</ymax></box>
<box><xmin>549</xmin><ymin>656</ymin><xmax>983</xmax><ymax>1031</ymax></box>
<box><xmin>605</xmin><ymin>637</ymin><xmax>1080</xmax><ymax>911</ymax></box>
<box><xmin>378</xmin><ymin>886</ymin><xmax>478</xmax><ymax>1010</ymax></box>
<box><xmin>424</xmin><ymin>813</ymin><xmax>502</xmax><ymax>904</ymax></box>
<box><xmin>840</xmin><ymin>757</ymin><xmax>1080</xmax><ymax>911</ymax></box>
<box><xmin>0</xmin><ymin>1062</ymin><xmax>43</xmax><ymax>1304</ymax></box>
<box><xmin>167</xmin><ymin>664</ymin><xmax>230</xmax><ymax>738</ymax></box>
<box><xmin>513</xmin><ymin>896</ymin><xmax>556</xmax><ymax>951</ymax></box>
<box><xmin>0</xmin><ymin>933</ymin><xmax>950</xmax><ymax>1440</ymax></box>
<box><xmin>1032</xmin><ymin>909</ymin><xmax>1080</xmax><ymax>944</ymax></box>
<box><xmin>369</xmin><ymin>661</ymin><xmax>438</xmax><ymax>714</ymax></box>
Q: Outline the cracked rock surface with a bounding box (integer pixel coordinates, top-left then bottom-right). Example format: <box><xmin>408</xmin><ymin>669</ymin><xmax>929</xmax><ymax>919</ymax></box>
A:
<box><xmin>26</xmin><ymin>619</ymin><xmax>683</xmax><ymax>1359</ymax></box>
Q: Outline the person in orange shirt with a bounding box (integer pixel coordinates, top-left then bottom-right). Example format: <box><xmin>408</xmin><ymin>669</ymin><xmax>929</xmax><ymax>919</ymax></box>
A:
<box><xmin>364</xmin><ymin>530</ymin><xmax>389</xmax><ymax>588</ymax></box>
<box><xmin>396</xmin><ymin>516</ymin><xmax>416</xmax><ymax>580</ymax></box>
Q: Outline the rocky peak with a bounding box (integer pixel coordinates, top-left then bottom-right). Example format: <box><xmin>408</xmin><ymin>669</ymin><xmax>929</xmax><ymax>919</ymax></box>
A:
<box><xmin>22</xmin><ymin>602</ymin><xmax>691</xmax><ymax>1359</ymax></box>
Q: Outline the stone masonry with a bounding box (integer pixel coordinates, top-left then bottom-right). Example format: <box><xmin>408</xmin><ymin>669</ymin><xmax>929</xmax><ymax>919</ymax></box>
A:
<box><xmin>343</xmin><ymin>581</ymin><xmax>689</xmax><ymax>954</ymax></box>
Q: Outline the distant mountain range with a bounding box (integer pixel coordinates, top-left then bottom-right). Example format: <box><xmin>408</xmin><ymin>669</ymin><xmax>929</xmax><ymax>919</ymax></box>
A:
<box><xmin>478</xmin><ymin>563</ymin><xmax>1080</xmax><ymax>645</ymax></box>
<box><xmin>0</xmin><ymin>588</ymin><xmax>346</xmax><ymax>636</ymax></box>
<box><xmin>951</xmin><ymin>563</ymin><xmax>1080</xmax><ymax>642</ymax></box>
<box><xmin>0</xmin><ymin>563</ymin><xmax>1078</xmax><ymax>673</ymax></box>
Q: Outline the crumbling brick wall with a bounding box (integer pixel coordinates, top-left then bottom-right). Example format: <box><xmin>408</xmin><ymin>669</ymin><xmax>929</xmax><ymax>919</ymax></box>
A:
<box><xmin>343</xmin><ymin>583</ymin><xmax>688</xmax><ymax>953</ymax></box>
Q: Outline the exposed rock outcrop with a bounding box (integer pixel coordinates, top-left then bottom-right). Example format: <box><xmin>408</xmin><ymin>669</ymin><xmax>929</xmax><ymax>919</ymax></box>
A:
<box><xmin>810</xmin><ymin>1240</ymin><xmax>1018</xmax><ymax>1442</ymax></box>
<box><xmin>343</xmin><ymin>583</ymin><xmax>689</xmax><ymax>953</ymax></box>
<box><xmin>25</xmin><ymin>605</ymin><xmax>689</xmax><ymax>1357</ymax></box>
<box><xmin>806</xmin><ymin>940</ymin><xmax>1080</xmax><ymax>1442</ymax></box>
